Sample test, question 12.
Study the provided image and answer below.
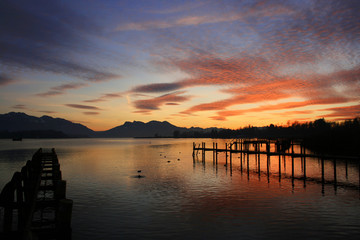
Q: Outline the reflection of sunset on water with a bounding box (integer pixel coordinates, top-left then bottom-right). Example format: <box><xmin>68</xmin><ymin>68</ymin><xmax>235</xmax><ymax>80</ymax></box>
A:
<box><xmin>0</xmin><ymin>138</ymin><xmax>359</xmax><ymax>239</ymax></box>
<box><xmin>193</xmin><ymin>139</ymin><xmax>360</xmax><ymax>192</ymax></box>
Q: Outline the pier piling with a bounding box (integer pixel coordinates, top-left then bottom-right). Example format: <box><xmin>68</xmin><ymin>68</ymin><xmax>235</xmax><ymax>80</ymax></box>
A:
<box><xmin>192</xmin><ymin>139</ymin><xmax>360</xmax><ymax>190</ymax></box>
<box><xmin>0</xmin><ymin>148</ymin><xmax>72</xmax><ymax>240</ymax></box>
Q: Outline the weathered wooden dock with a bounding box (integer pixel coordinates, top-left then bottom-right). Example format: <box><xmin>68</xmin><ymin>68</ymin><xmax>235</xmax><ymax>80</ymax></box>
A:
<box><xmin>0</xmin><ymin>148</ymin><xmax>72</xmax><ymax>240</ymax></box>
<box><xmin>193</xmin><ymin>139</ymin><xmax>359</xmax><ymax>161</ymax></box>
<box><xmin>193</xmin><ymin>139</ymin><xmax>360</xmax><ymax>191</ymax></box>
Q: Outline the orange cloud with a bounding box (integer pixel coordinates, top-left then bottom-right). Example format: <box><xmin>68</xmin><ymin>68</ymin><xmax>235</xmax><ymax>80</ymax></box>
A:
<box><xmin>122</xmin><ymin>0</ymin><xmax>359</xmax><ymax>124</ymax></box>
<box><xmin>212</xmin><ymin>97</ymin><xmax>354</xmax><ymax>121</ymax></box>
<box><xmin>320</xmin><ymin>104</ymin><xmax>360</xmax><ymax>119</ymax></box>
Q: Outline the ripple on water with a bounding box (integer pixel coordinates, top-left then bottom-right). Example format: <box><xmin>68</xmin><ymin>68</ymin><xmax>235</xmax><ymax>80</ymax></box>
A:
<box><xmin>1</xmin><ymin>138</ymin><xmax>360</xmax><ymax>240</ymax></box>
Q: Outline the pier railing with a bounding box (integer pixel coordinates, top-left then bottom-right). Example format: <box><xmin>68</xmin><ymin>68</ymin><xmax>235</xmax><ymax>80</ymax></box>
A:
<box><xmin>0</xmin><ymin>148</ymin><xmax>72</xmax><ymax>240</ymax></box>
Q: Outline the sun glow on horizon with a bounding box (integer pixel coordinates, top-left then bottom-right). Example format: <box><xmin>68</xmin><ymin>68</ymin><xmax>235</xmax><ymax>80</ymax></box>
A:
<box><xmin>0</xmin><ymin>0</ymin><xmax>359</xmax><ymax>130</ymax></box>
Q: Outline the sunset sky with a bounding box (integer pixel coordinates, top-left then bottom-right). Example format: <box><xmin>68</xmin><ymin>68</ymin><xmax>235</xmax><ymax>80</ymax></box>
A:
<box><xmin>1</xmin><ymin>0</ymin><xmax>359</xmax><ymax>131</ymax></box>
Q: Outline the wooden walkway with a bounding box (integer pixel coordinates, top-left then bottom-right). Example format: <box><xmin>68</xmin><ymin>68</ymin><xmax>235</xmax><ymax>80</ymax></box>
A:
<box><xmin>0</xmin><ymin>148</ymin><xmax>72</xmax><ymax>240</ymax></box>
<box><xmin>193</xmin><ymin>139</ymin><xmax>360</xmax><ymax>191</ymax></box>
<box><xmin>193</xmin><ymin>139</ymin><xmax>360</xmax><ymax>161</ymax></box>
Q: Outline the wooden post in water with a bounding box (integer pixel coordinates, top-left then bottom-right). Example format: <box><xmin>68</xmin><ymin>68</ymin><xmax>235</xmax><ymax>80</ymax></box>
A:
<box><xmin>267</xmin><ymin>155</ymin><xmax>270</xmax><ymax>183</ymax></box>
<box><xmin>240</xmin><ymin>139</ymin><xmax>243</xmax><ymax>170</ymax></box>
<box><xmin>257</xmin><ymin>144</ymin><xmax>261</xmax><ymax>179</ymax></box>
<box><xmin>283</xmin><ymin>155</ymin><xmax>286</xmax><ymax>170</ymax></box>
<box><xmin>291</xmin><ymin>147</ymin><xmax>295</xmax><ymax>187</ymax></box>
<box><xmin>358</xmin><ymin>160</ymin><xmax>360</xmax><ymax>191</ymax></box>
<box><xmin>291</xmin><ymin>155</ymin><xmax>295</xmax><ymax>188</ymax></box>
<box><xmin>240</xmin><ymin>141</ymin><xmax>243</xmax><ymax>173</ymax></box>
<box><xmin>303</xmin><ymin>145</ymin><xmax>306</xmax><ymax>187</ymax></box>
<box><xmin>321</xmin><ymin>157</ymin><xmax>325</xmax><ymax>185</ymax></box>
<box><xmin>300</xmin><ymin>144</ymin><xmax>304</xmax><ymax>172</ymax></box>
<box><xmin>2</xmin><ymin>173</ymin><xmax>16</xmax><ymax>232</ymax></box>
<box><xmin>247</xmin><ymin>152</ymin><xmax>250</xmax><ymax>179</ymax></box>
<box><xmin>291</xmin><ymin>147</ymin><xmax>295</xmax><ymax>177</ymax></box>
<box><xmin>257</xmin><ymin>143</ymin><xmax>260</xmax><ymax>174</ymax></box>
<box><xmin>278</xmin><ymin>154</ymin><xmax>281</xmax><ymax>182</ymax></box>
<box><xmin>202</xmin><ymin>142</ymin><xmax>205</xmax><ymax>162</ymax></box>
<box><xmin>55</xmin><ymin>180</ymin><xmax>67</xmax><ymax>200</ymax></box>
<box><xmin>229</xmin><ymin>142</ymin><xmax>232</xmax><ymax>167</ymax></box>
<box><xmin>333</xmin><ymin>159</ymin><xmax>337</xmax><ymax>191</ymax></box>
<box><xmin>216</xmin><ymin>143</ymin><xmax>218</xmax><ymax>164</ymax></box>
<box><xmin>345</xmin><ymin>159</ymin><xmax>348</xmax><ymax>179</ymax></box>
<box><xmin>225</xmin><ymin>143</ymin><xmax>228</xmax><ymax>166</ymax></box>
<box><xmin>57</xmin><ymin>199</ymin><xmax>73</xmax><ymax>240</ymax></box>
<box><xmin>229</xmin><ymin>143</ymin><xmax>233</xmax><ymax>175</ymax></box>
<box><xmin>213</xmin><ymin>142</ymin><xmax>215</xmax><ymax>163</ymax></box>
<box><xmin>14</xmin><ymin>172</ymin><xmax>25</xmax><ymax>230</ymax></box>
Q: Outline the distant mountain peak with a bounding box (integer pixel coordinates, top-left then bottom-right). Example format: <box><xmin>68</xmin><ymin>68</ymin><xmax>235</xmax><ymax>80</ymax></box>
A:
<box><xmin>0</xmin><ymin>112</ymin><xmax>218</xmax><ymax>138</ymax></box>
<box><xmin>0</xmin><ymin>112</ymin><xmax>94</xmax><ymax>137</ymax></box>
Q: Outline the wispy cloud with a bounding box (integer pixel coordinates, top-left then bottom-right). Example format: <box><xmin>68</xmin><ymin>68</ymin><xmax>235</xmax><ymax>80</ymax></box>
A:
<box><xmin>133</xmin><ymin>91</ymin><xmax>191</xmax><ymax>114</ymax></box>
<box><xmin>131</xmin><ymin>83</ymin><xmax>183</xmax><ymax>93</ymax></box>
<box><xmin>0</xmin><ymin>73</ymin><xmax>14</xmax><ymax>86</ymax></box>
<box><xmin>115</xmin><ymin>2</ymin><xmax>294</xmax><ymax>31</ymax></box>
<box><xmin>2</xmin><ymin>0</ymin><xmax>359</xmax><ymax>127</ymax></box>
<box><xmin>65</xmin><ymin>104</ymin><xmax>102</xmax><ymax>110</ymax></box>
<box><xmin>211</xmin><ymin>97</ymin><xmax>355</xmax><ymax>121</ymax></box>
<box><xmin>321</xmin><ymin>104</ymin><xmax>360</xmax><ymax>119</ymax></box>
<box><xmin>142</xmin><ymin>1</ymin><xmax>207</xmax><ymax>15</ymax></box>
<box><xmin>0</xmin><ymin>0</ymin><xmax>119</xmax><ymax>82</ymax></box>
<box><xmin>36</xmin><ymin>83</ymin><xmax>88</xmax><ymax>97</ymax></box>
<box><xmin>84</xmin><ymin>92</ymin><xmax>122</xmax><ymax>103</ymax></box>
<box><xmin>83</xmin><ymin>111</ymin><xmax>100</xmax><ymax>115</ymax></box>
<box><xmin>12</xmin><ymin>104</ymin><xmax>27</xmax><ymax>110</ymax></box>
<box><xmin>38</xmin><ymin>110</ymin><xmax>57</xmax><ymax>114</ymax></box>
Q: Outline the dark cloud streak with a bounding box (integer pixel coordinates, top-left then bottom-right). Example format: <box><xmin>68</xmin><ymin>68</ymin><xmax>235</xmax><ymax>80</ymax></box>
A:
<box><xmin>12</xmin><ymin>104</ymin><xmax>27</xmax><ymax>110</ymax></box>
<box><xmin>65</xmin><ymin>104</ymin><xmax>102</xmax><ymax>110</ymax></box>
<box><xmin>0</xmin><ymin>0</ymin><xmax>118</xmax><ymax>82</ymax></box>
<box><xmin>36</xmin><ymin>83</ymin><xmax>87</xmax><ymax>97</ymax></box>
<box><xmin>133</xmin><ymin>91</ymin><xmax>191</xmax><ymax>113</ymax></box>
<box><xmin>131</xmin><ymin>82</ymin><xmax>183</xmax><ymax>93</ymax></box>
<box><xmin>0</xmin><ymin>74</ymin><xmax>14</xmax><ymax>86</ymax></box>
<box><xmin>83</xmin><ymin>112</ymin><xmax>100</xmax><ymax>115</ymax></box>
<box><xmin>83</xmin><ymin>92</ymin><xmax>122</xmax><ymax>103</ymax></box>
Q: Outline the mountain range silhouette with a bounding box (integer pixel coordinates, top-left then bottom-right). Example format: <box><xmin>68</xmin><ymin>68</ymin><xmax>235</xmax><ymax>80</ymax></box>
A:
<box><xmin>0</xmin><ymin>112</ymin><xmax>218</xmax><ymax>138</ymax></box>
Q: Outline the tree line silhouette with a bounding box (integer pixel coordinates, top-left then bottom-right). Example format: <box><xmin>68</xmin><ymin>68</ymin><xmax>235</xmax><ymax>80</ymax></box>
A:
<box><xmin>174</xmin><ymin>117</ymin><xmax>360</xmax><ymax>155</ymax></box>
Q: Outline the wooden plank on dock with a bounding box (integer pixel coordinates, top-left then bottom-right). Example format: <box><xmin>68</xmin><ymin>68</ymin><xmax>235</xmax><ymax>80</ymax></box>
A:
<box><xmin>0</xmin><ymin>148</ymin><xmax>73</xmax><ymax>240</ymax></box>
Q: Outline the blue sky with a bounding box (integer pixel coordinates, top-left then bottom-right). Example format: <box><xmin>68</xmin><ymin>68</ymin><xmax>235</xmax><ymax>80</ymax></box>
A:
<box><xmin>1</xmin><ymin>0</ymin><xmax>359</xmax><ymax>130</ymax></box>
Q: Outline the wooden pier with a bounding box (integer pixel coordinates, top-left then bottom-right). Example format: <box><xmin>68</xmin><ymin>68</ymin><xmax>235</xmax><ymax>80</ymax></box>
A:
<box><xmin>193</xmin><ymin>139</ymin><xmax>359</xmax><ymax>161</ymax></box>
<box><xmin>0</xmin><ymin>148</ymin><xmax>72</xmax><ymax>240</ymax></box>
<box><xmin>193</xmin><ymin>139</ymin><xmax>360</xmax><ymax>191</ymax></box>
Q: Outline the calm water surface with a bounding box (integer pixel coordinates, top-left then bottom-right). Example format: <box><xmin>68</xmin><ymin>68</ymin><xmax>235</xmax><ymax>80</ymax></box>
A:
<box><xmin>0</xmin><ymin>138</ymin><xmax>359</xmax><ymax>239</ymax></box>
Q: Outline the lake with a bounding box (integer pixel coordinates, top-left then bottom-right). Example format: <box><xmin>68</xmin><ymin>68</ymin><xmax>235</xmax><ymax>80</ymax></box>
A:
<box><xmin>0</xmin><ymin>138</ymin><xmax>359</xmax><ymax>239</ymax></box>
